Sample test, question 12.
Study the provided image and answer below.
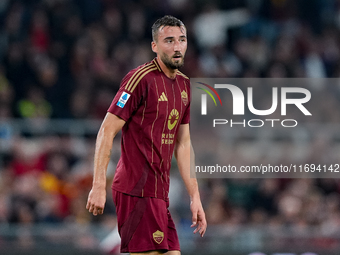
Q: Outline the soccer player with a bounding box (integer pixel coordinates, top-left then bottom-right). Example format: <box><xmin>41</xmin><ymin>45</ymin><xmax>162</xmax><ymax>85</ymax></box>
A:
<box><xmin>86</xmin><ymin>15</ymin><xmax>207</xmax><ymax>254</ymax></box>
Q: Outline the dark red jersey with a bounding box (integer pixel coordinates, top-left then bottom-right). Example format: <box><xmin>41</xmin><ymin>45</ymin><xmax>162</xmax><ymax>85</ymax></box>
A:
<box><xmin>108</xmin><ymin>58</ymin><xmax>190</xmax><ymax>200</ymax></box>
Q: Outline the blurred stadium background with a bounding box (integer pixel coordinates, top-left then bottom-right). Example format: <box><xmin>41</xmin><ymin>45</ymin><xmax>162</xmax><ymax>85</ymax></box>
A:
<box><xmin>1</xmin><ymin>0</ymin><xmax>340</xmax><ymax>254</ymax></box>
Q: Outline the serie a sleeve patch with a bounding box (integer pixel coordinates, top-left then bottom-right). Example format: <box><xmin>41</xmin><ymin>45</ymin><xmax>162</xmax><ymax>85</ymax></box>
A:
<box><xmin>117</xmin><ymin>92</ymin><xmax>131</xmax><ymax>108</ymax></box>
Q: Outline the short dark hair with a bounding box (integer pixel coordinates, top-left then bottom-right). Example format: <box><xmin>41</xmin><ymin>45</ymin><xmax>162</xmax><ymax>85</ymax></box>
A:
<box><xmin>152</xmin><ymin>15</ymin><xmax>185</xmax><ymax>42</ymax></box>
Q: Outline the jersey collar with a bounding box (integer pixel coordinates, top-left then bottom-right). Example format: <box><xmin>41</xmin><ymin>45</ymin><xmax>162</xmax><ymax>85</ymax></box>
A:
<box><xmin>152</xmin><ymin>58</ymin><xmax>162</xmax><ymax>72</ymax></box>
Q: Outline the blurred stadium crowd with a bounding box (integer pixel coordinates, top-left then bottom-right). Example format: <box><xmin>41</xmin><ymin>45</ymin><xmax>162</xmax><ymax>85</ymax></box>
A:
<box><xmin>1</xmin><ymin>0</ymin><xmax>340</xmax><ymax>251</ymax></box>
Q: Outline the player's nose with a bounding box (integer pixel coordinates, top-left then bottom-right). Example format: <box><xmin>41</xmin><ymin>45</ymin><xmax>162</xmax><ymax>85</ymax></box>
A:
<box><xmin>173</xmin><ymin>40</ymin><xmax>181</xmax><ymax>51</ymax></box>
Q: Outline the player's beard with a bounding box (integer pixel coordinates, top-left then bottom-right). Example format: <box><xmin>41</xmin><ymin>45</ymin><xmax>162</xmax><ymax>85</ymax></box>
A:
<box><xmin>160</xmin><ymin>52</ymin><xmax>184</xmax><ymax>70</ymax></box>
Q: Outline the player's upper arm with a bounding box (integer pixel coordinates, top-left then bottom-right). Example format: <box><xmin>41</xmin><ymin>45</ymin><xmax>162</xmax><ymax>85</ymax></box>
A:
<box><xmin>99</xmin><ymin>112</ymin><xmax>126</xmax><ymax>137</ymax></box>
<box><xmin>176</xmin><ymin>124</ymin><xmax>190</xmax><ymax>148</ymax></box>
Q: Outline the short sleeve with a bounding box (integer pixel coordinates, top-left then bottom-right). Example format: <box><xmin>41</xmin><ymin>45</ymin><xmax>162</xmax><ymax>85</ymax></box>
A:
<box><xmin>108</xmin><ymin>70</ymin><xmax>145</xmax><ymax>121</ymax></box>
<box><xmin>181</xmin><ymin>102</ymin><xmax>190</xmax><ymax>124</ymax></box>
<box><xmin>181</xmin><ymin>82</ymin><xmax>190</xmax><ymax>124</ymax></box>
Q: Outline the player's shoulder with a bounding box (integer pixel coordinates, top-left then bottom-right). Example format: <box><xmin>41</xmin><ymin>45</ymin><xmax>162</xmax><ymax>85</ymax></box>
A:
<box><xmin>137</xmin><ymin>59</ymin><xmax>160</xmax><ymax>73</ymax></box>
<box><xmin>176</xmin><ymin>70</ymin><xmax>190</xmax><ymax>90</ymax></box>
<box><xmin>122</xmin><ymin>59</ymin><xmax>161</xmax><ymax>93</ymax></box>
<box><xmin>125</xmin><ymin>59</ymin><xmax>159</xmax><ymax>79</ymax></box>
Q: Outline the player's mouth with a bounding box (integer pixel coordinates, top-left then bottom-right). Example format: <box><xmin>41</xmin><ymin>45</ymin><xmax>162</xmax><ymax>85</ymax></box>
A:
<box><xmin>173</xmin><ymin>54</ymin><xmax>182</xmax><ymax>60</ymax></box>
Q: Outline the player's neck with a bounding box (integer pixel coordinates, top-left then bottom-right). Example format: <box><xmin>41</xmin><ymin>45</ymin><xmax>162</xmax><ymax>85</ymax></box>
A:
<box><xmin>156</xmin><ymin>58</ymin><xmax>177</xmax><ymax>79</ymax></box>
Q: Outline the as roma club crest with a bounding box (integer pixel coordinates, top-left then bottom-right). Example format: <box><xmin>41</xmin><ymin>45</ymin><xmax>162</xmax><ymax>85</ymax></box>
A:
<box><xmin>181</xmin><ymin>90</ymin><xmax>188</xmax><ymax>106</ymax></box>
<box><xmin>153</xmin><ymin>230</ymin><xmax>164</xmax><ymax>244</ymax></box>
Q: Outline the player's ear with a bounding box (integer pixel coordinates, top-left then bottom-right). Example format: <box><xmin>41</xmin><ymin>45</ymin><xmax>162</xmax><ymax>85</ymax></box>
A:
<box><xmin>151</xmin><ymin>41</ymin><xmax>157</xmax><ymax>54</ymax></box>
